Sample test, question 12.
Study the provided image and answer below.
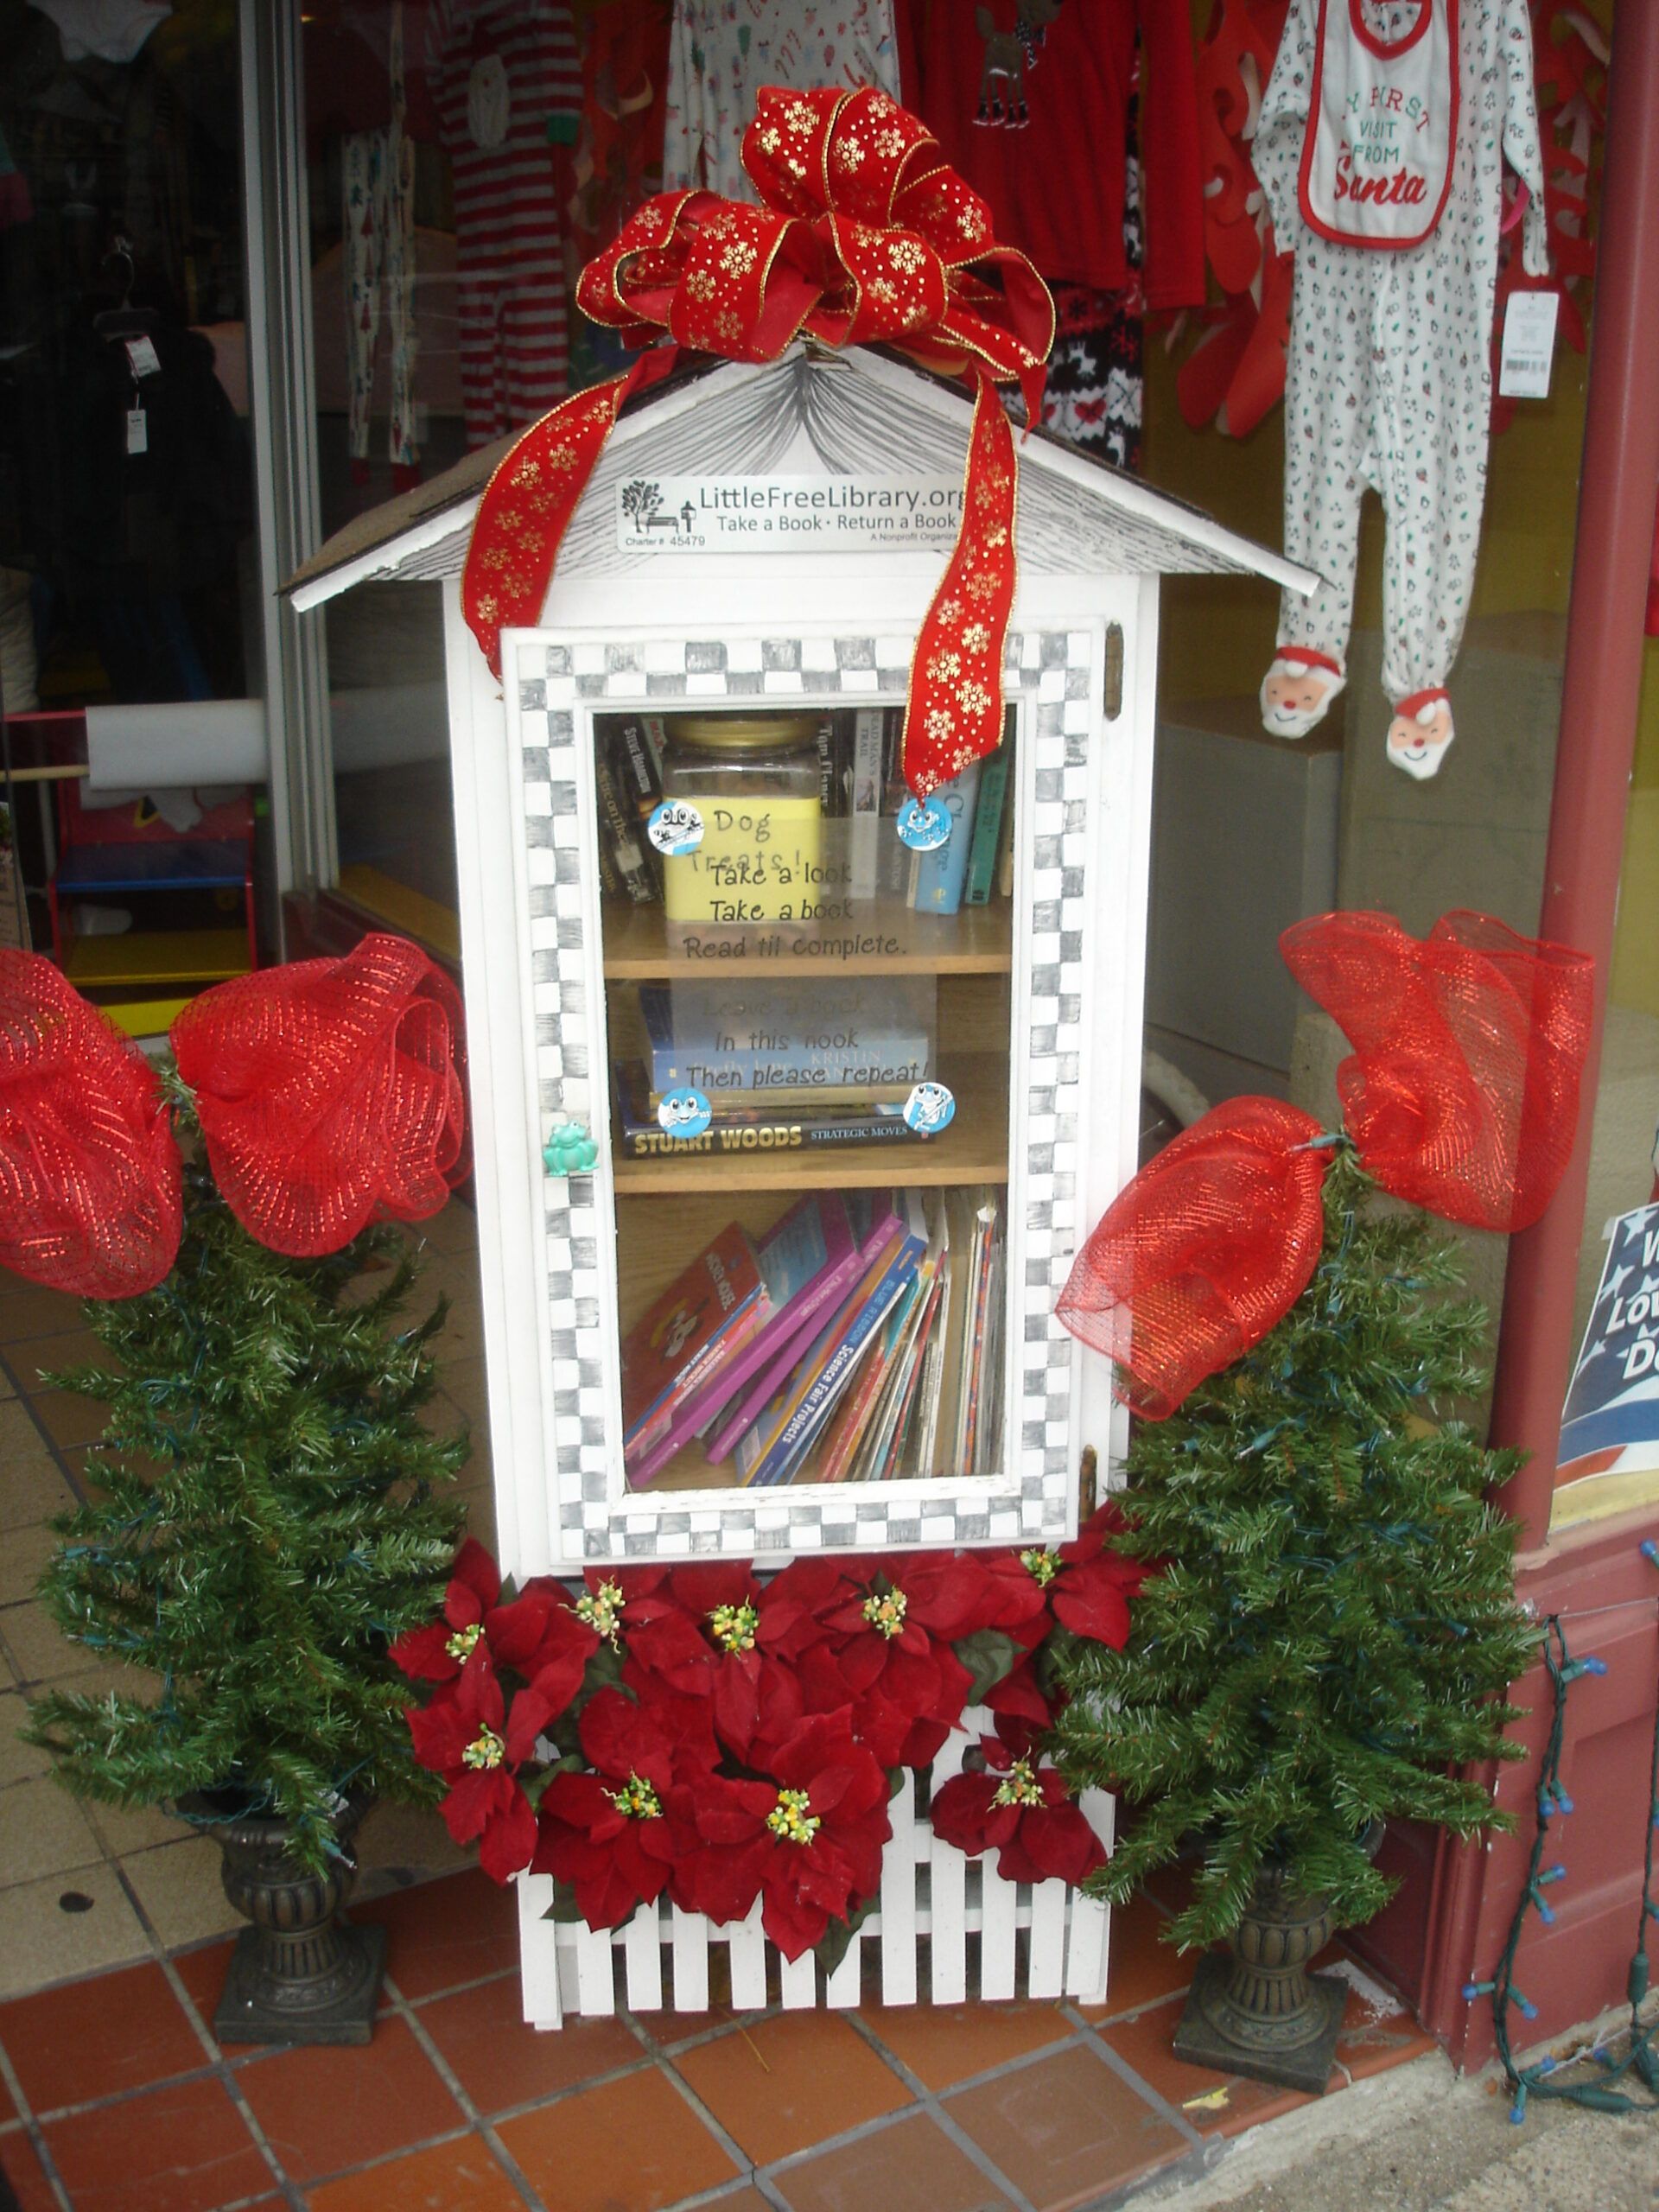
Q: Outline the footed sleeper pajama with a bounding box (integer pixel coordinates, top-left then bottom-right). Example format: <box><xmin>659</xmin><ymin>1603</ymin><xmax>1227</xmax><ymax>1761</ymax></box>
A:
<box><xmin>1253</xmin><ymin>0</ymin><xmax>1548</xmax><ymax>772</ymax></box>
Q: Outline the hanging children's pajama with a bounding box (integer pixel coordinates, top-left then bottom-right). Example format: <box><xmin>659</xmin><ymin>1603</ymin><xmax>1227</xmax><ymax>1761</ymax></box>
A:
<box><xmin>430</xmin><ymin>0</ymin><xmax>581</xmax><ymax>448</ymax></box>
<box><xmin>664</xmin><ymin>1</ymin><xmax>901</xmax><ymax>201</ymax></box>
<box><xmin>343</xmin><ymin>3</ymin><xmax>420</xmax><ymax>488</ymax></box>
<box><xmin>1253</xmin><ymin>0</ymin><xmax>1548</xmax><ymax>779</ymax></box>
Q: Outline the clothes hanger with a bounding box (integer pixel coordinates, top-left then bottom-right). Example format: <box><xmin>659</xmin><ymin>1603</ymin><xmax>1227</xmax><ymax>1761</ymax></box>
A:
<box><xmin>92</xmin><ymin>238</ymin><xmax>157</xmax><ymax>340</ymax></box>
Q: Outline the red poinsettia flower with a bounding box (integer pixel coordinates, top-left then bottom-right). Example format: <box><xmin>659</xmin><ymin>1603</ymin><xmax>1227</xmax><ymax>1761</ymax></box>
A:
<box><xmin>982</xmin><ymin>1650</ymin><xmax>1056</xmax><ymax>1731</ymax></box>
<box><xmin>970</xmin><ymin>1544</ymin><xmax>1071</xmax><ymax>1649</ymax></box>
<box><xmin>391</xmin><ymin>1543</ymin><xmax>600</xmax><ymax>1718</ymax></box>
<box><xmin>1046</xmin><ymin>1500</ymin><xmax>1150</xmax><ymax>1649</ymax></box>
<box><xmin>818</xmin><ymin>1557</ymin><xmax>987</xmax><ymax>1769</ymax></box>
<box><xmin>675</xmin><ymin>1713</ymin><xmax>892</xmax><ymax>1960</ymax></box>
<box><xmin>532</xmin><ymin>1686</ymin><xmax>717</xmax><ymax>1928</ymax></box>
<box><xmin>930</xmin><ymin>1721</ymin><xmax>1106</xmax><ymax>1889</ymax></box>
<box><xmin>406</xmin><ymin>1653</ymin><xmax>557</xmax><ymax>1882</ymax></box>
<box><xmin>170</xmin><ymin>932</ymin><xmax>467</xmax><ymax>1257</ymax></box>
<box><xmin>620</xmin><ymin>1561</ymin><xmax>810</xmax><ymax>1764</ymax></box>
<box><xmin>0</xmin><ymin>950</ymin><xmax>181</xmax><ymax>1297</ymax></box>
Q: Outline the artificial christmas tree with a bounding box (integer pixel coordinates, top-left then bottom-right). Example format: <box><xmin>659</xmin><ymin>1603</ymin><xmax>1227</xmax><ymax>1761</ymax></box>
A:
<box><xmin>1052</xmin><ymin>1150</ymin><xmax>1537</xmax><ymax>2082</ymax></box>
<box><xmin>24</xmin><ymin>1136</ymin><xmax>468</xmax><ymax>1870</ymax></box>
<box><xmin>3</xmin><ymin>935</ymin><xmax>470</xmax><ymax>2041</ymax></box>
<box><xmin>1050</xmin><ymin>908</ymin><xmax>1596</xmax><ymax>2088</ymax></box>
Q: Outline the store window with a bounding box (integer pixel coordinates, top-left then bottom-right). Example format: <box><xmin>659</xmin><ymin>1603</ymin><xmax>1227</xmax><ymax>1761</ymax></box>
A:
<box><xmin>302</xmin><ymin>0</ymin><xmax>611</xmax><ymax>957</ymax></box>
<box><xmin>0</xmin><ymin>0</ymin><xmax>258</xmax><ymax>979</ymax></box>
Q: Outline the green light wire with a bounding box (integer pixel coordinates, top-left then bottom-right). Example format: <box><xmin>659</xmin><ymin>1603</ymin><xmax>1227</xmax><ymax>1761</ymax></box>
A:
<box><xmin>1471</xmin><ymin>1560</ymin><xmax>1659</xmax><ymax>2121</ymax></box>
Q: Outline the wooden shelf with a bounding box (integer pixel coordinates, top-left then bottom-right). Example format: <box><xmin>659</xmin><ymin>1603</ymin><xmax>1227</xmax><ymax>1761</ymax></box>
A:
<box><xmin>63</xmin><ymin>928</ymin><xmax>251</xmax><ymax>988</ymax></box>
<box><xmin>601</xmin><ymin>899</ymin><xmax>1013</xmax><ymax>980</ymax></box>
<box><xmin>611</xmin><ymin>1052</ymin><xmax>1008</xmax><ymax>1194</ymax></box>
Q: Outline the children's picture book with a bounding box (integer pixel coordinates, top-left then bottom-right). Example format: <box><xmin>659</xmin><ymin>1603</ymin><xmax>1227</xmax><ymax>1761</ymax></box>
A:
<box><xmin>620</xmin><ymin>1223</ymin><xmax>766</xmax><ymax>1468</ymax></box>
<box><xmin>734</xmin><ymin>1196</ymin><xmax>928</xmax><ymax>1488</ymax></box>
<box><xmin>626</xmin><ymin>1194</ymin><xmax>862</xmax><ymax>1489</ymax></box>
<box><xmin>705</xmin><ymin>1192</ymin><xmax>904</xmax><ymax>1463</ymax></box>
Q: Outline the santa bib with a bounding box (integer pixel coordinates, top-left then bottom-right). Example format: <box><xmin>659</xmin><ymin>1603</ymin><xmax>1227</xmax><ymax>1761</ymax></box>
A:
<box><xmin>1299</xmin><ymin>0</ymin><xmax>1459</xmax><ymax>250</ymax></box>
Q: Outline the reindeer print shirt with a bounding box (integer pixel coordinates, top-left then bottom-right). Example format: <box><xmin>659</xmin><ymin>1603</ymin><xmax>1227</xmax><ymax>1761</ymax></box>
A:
<box><xmin>893</xmin><ymin>0</ymin><xmax>1204</xmax><ymax>304</ymax></box>
<box><xmin>664</xmin><ymin>1</ymin><xmax>901</xmax><ymax>201</ymax></box>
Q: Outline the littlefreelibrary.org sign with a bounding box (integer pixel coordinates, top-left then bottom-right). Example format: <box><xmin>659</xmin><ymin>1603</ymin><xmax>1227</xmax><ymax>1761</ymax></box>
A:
<box><xmin>617</xmin><ymin>474</ymin><xmax>964</xmax><ymax>552</ymax></box>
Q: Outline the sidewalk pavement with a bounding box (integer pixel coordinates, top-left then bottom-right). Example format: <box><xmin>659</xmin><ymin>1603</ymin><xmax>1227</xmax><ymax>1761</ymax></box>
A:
<box><xmin>1138</xmin><ymin>2031</ymin><xmax>1659</xmax><ymax>2212</ymax></box>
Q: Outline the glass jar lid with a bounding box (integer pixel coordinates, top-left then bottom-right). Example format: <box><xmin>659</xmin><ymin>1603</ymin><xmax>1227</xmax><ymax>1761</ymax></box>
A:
<box><xmin>667</xmin><ymin>714</ymin><xmax>819</xmax><ymax>753</ymax></box>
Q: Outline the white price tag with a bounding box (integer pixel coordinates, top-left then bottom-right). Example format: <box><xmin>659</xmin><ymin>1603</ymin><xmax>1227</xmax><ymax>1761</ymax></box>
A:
<box><xmin>125</xmin><ymin>407</ymin><xmax>148</xmax><ymax>455</ymax></box>
<box><xmin>123</xmin><ymin>334</ymin><xmax>162</xmax><ymax>378</ymax></box>
<box><xmin>1499</xmin><ymin>290</ymin><xmax>1560</xmax><ymax>400</ymax></box>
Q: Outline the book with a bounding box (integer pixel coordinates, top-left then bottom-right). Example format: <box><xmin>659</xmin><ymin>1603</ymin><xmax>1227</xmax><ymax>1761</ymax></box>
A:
<box><xmin>613</xmin><ymin>1062</ymin><xmax>931</xmax><ymax>1162</ymax></box>
<box><xmin>614</xmin><ymin>715</ymin><xmax>665</xmax><ymax>817</ymax></box>
<box><xmin>734</xmin><ymin>1198</ymin><xmax>928</xmax><ymax>1488</ymax></box>
<box><xmin>620</xmin><ymin>1222</ymin><xmax>765</xmax><ymax>1461</ymax></box>
<box><xmin>646</xmin><ymin>1075</ymin><xmax>914</xmax><ymax>1115</ymax></box>
<box><xmin>818</xmin><ymin>1222</ymin><xmax>936</xmax><ymax>1485</ymax></box>
<box><xmin>911</xmin><ymin>766</ymin><xmax>982</xmax><ymax>918</ymax></box>
<box><xmin>964</xmin><ymin>747</ymin><xmax>1011</xmax><ymax>906</ymax></box>
<box><xmin>594</xmin><ymin>742</ymin><xmax>659</xmax><ymax>905</ymax></box>
<box><xmin>640</xmin><ymin>980</ymin><xmax>934</xmax><ymax>1095</ymax></box>
<box><xmin>625</xmin><ymin>1193</ymin><xmax>861</xmax><ymax>1488</ymax></box>
<box><xmin>849</xmin><ymin>708</ymin><xmax>887</xmax><ymax>902</ymax></box>
<box><xmin>705</xmin><ymin>1191</ymin><xmax>908</xmax><ymax>1462</ymax></box>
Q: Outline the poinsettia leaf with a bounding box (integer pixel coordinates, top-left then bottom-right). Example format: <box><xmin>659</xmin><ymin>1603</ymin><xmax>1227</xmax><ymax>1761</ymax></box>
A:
<box><xmin>543</xmin><ymin>1879</ymin><xmax>588</xmax><ymax>1924</ymax></box>
<box><xmin>812</xmin><ymin>1900</ymin><xmax>870</xmax><ymax>1980</ymax></box>
<box><xmin>954</xmin><ymin>1628</ymin><xmax>1023</xmax><ymax>1704</ymax></box>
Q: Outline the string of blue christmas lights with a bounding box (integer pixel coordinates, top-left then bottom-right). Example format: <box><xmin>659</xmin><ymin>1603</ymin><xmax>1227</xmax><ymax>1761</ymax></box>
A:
<box><xmin>1461</xmin><ymin>1538</ymin><xmax>1659</xmax><ymax>2121</ymax></box>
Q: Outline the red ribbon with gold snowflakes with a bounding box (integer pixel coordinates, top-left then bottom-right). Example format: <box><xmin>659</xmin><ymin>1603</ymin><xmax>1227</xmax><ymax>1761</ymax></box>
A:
<box><xmin>462</xmin><ymin>83</ymin><xmax>1054</xmax><ymax>799</ymax></box>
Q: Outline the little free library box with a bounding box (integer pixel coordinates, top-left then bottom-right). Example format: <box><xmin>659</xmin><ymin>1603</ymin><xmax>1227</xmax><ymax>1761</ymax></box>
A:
<box><xmin>289</xmin><ymin>342</ymin><xmax>1312</xmax><ymax>1577</ymax></box>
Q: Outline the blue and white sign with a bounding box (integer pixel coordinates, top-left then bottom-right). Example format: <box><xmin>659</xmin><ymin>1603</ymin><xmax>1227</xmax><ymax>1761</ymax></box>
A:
<box><xmin>896</xmin><ymin>795</ymin><xmax>952</xmax><ymax>853</ymax></box>
<box><xmin>647</xmin><ymin>799</ymin><xmax>703</xmax><ymax>857</ymax></box>
<box><xmin>1559</xmin><ymin>1202</ymin><xmax>1659</xmax><ymax>1482</ymax></box>
<box><xmin>656</xmin><ymin>1086</ymin><xmax>712</xmax><ymax>1141</ymax></box>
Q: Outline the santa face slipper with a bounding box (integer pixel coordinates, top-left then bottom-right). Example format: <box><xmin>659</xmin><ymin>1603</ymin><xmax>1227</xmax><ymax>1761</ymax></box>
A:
<box><xmin>1386</xmin><ymin>689</ymin><xmax>1455</xmax><ymax>780</ymax></box>
<box><xmin>1261</xmin><ymin>648</ymin><xmax>1345</xmax><ymax>739</ymax></box>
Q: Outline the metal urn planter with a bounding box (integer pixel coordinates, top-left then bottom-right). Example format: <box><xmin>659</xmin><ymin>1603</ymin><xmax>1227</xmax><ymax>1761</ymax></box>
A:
<box><xmin>1172</xmin><ymin>1864</ymin><xmax>1347</xmax><ymax>2095</ymax></box>
<box><xmin>184</xmin><ymin>1789</ymin><xmax>384</xmax><ymax>2046</ymax></box>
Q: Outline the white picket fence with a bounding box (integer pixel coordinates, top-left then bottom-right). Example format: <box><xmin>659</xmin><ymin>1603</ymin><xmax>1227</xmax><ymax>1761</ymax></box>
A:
<box><xmin>515</xmin><ymin>1713</ymin><xmax>1115</xmax><ymax>2027</ymax></box>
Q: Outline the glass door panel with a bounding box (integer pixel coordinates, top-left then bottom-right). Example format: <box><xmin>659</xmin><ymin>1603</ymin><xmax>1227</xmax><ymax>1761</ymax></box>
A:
<box><xmin>593</xmin><ymin>702</ymin><xmax>1017</xmax><ymax>1495</ymax></box>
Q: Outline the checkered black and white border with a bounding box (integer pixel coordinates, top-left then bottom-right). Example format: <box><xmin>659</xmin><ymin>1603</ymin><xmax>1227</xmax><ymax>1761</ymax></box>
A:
<box><xmin>509</xmin><ymin>629</ymin><xmax>1095</xmax><ymax>1561</ymax></box>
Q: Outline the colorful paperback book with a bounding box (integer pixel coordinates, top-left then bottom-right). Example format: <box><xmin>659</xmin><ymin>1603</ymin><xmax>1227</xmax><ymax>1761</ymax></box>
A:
<box><xmin>626</xmin><ymin>1193</ymin><xmax>861</xmax><ymax>1488</ymax></box>
<box><xmin>706</xmin><ymin>1191</ymin><xmax>907</xmax><ymax>1463</ymax></box>
<box><xmin>734</xmin><ymin>1200</ymin><xmax>927</xmax><ymax>1488</ymax></box>
<box><xmin>620</xmin><ymin>1222</ymin><xmax>765</xmax><ymax>1458</ymax></box>
<box><xmin>911</xmin><ymin>764</ymin><xmax>981</xmax><ymax>918</ymax></box>
<box><xmin>640</xmin><ymin>981</ymin><xmax>933</xmax><ymax>1095</ymax></box>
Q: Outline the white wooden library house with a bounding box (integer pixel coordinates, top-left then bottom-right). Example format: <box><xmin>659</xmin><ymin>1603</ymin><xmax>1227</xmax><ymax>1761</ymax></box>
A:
<box><xmin>289</xmin><ymin>340</ymin><xmax>1313</xmax><ymax>2024</ymax></box>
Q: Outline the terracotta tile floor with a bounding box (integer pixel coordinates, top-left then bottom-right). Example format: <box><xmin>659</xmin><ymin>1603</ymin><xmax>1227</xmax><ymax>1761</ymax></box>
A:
<box><xmin>0</xmin><ymin>1205</ymin><xmax>1440</xmax><ymax>2209</ymax></box>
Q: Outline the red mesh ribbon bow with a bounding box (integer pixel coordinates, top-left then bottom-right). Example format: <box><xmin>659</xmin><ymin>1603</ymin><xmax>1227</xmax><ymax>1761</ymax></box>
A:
<box><xmin>1058</xmin><ymin>911</ymin><xmax>1594</xmax><ymax>1419</ymax></box>
<box><xmin>171</xmin><ymin>934</ymin><xmax>468</xmax><ymax>1258</ymax></box>
<box><xmin>462</xmin><ymin>83</ymin><xmax>1054</xmax><ymax>799</ymax></box>
<box><xmin>0</xmin><ymin>950</ymin><xmax>181</xmax><ymax>1297</ymax></box>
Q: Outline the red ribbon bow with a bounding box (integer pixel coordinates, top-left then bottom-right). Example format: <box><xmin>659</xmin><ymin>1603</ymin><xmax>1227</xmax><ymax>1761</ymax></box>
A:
<box><xmin>0</xmin><ymin>950</ymin><xmax>182</xmax><ymax>1299</ymax></box>
<box><xmin>0</xmin><ymin>937</ymin><xmax>467</xmax><ymax>1298</ymax></box>
<box><xmin>462</xmin><ymin>83</ymin><xmax>1054</xmax><ymax>800</ymax></box>
<box><xmin>1058</xmin><ymin>912</ymin><xmax>1594</xmax><ymax>1420</ymax></box>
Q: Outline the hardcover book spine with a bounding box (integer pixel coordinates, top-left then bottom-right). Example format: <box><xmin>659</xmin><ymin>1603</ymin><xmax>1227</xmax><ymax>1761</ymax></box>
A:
<box><xmin>594</xmin><ymin>746</ymin><xmax>659</xmax><ymax>904</ymax></box>
<box><xmin>964</xmin><ymin>748</ymin><xmax>1010</xmax><ymax>906</ymax></box>
<box><xmin>849</xmin><ymin>709</ymin><xmax>886</xmax><ymax>901</ymax></box>
<box><xmin>911</xmin><ymin>765</ymin><xmax>981</xmax><ymax>917</ymax></box>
